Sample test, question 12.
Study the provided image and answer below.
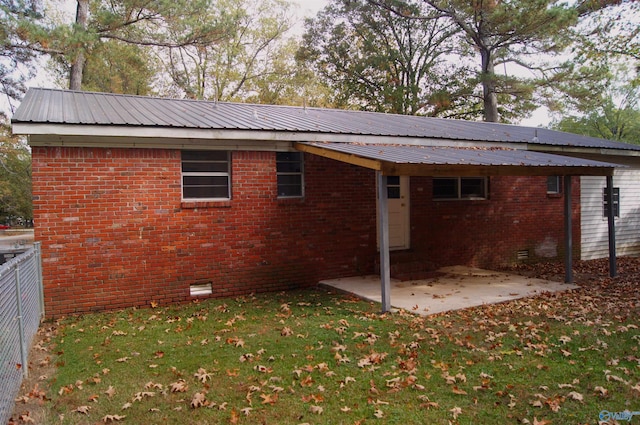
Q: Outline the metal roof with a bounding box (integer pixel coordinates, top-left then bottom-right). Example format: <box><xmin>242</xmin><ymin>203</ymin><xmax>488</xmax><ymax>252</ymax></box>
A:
<box><xmin>296</xmin><ymin>142</ymin><xmax>617</xmax><ymax>176</ymax></box>
<box><xmin>11</xmin><ymin>88</ymin><xmax>640</xmax><ymax>153</ymax></box>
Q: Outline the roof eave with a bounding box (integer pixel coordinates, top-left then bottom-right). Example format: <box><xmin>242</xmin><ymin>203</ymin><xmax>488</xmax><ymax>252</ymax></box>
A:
<box><xmin>528</xmin><ymin>143</ymin><xmax>640</xmax><ymax>158</ymax></box>
<box><xmin>14</xmin><ymin>123</ymin><xmax>524</xmax><ymax>150</ymax></box>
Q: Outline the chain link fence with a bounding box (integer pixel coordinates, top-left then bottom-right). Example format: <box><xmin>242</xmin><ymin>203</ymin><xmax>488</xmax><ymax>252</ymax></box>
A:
<box><xmin>0</xmin><ymin>243</ymin><xmax>43</xmax><ymax>425</ymax></box>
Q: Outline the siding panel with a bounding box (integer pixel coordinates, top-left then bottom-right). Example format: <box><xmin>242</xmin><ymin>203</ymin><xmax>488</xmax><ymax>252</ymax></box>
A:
<box><xmin>581</xmin><ymin>171</ymin><xmax>640</xmax><ymax>260</ymax></box>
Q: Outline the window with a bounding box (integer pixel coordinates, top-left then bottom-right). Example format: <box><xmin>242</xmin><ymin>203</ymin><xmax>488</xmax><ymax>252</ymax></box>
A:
<box><xmin>433</xmin><ymin>177</ymin><xmax>488</xmax><ymax>200</ymax></box>
<box><xmin>276</xmin><ymin>152</ymin><xmax>304</xmax><ymax>198</ymax></box>
<box><xmin>181</xmin><ymin>150</ymin><xmax>230</xmax><ymax>200</ymax></box>
<box><xmin>386</xmin><ymin>176</ymin><xmax>401</xmax><ymax>199</ymax></box>
<box><xmin>547</xmin><ymin>176</ymin><xmax>561</xmax><ymax>194</ymax></box>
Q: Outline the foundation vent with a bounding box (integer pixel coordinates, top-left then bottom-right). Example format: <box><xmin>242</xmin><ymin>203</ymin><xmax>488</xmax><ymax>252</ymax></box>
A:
<box><xmin>517</xmin><ymin>250</ymin><xmax>530</xmax><ymax>260</ymax></box>
<box><xmin>190</xmin><ymin>282</ymin><xmax>213</xmax><ymax>296</ymax></box>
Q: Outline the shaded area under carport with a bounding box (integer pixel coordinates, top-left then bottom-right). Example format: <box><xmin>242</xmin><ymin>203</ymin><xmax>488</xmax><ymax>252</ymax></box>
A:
<box><xmin>319</xmin><ymin>266</ymin><xmax>578</xmax><ymax>316</ymax></box>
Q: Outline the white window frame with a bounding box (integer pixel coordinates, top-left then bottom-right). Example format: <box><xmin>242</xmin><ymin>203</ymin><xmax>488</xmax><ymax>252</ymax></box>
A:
<box><xmin>276</xmin><ymin>152</ymin><xmax>304</xmax><ymax>198</ymax></box>
<box><xmin>547</xmin><ymin>176</ymin><xmax>562</xmax><ymax>194</ymax></box>
<box><xmin>433</xmin><ymin>177</ymin><xmax>488</xmax><ymax>200</ymax></box>
<box><xmin>181</xmin><ymin>150</ymin><xmax>231</xmax><ymax>201</ymax></box>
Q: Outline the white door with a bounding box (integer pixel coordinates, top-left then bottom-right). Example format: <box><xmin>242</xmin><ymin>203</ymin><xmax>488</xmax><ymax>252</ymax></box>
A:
<box><xmin>379</xmin><ymin>176</ymin><xmax>410</xmax><ymax>250</ymax></box>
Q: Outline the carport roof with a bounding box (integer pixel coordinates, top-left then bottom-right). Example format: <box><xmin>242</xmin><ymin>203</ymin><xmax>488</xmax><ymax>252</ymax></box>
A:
<box><xmin>296</xmin><ymin>142</ymin><xmax>616</xmax><ymax>176</ymax></box>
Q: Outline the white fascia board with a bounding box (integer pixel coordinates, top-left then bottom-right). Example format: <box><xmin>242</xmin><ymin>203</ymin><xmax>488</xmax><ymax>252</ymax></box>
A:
<box><xmin>14</xmin><ymin>123</ymin><xmax>525</xmax><ymax>150</ymax></box>
<box><xmin>527</xmin><ymin>143</ymin><xmax>640</xmax><ymax>158</ymax></box>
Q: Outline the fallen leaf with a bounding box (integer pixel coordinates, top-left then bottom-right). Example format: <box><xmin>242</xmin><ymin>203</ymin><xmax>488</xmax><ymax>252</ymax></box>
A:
<box><xmin>18</xmin><ymin>412</ymin><xmax>35</xmax><ymax>423</ymax></box>
<box><xmin>566</xmin><ymin>391</ymin><xmax>583</xmax><ymax>402</ymax></box>
<box><xmin>309</xmin><ymin>405</ymin><xmax>323</xmax><ymax>414</ymax></box>
<box><xmin>452</xmin><ymin>386</ymin><xmax>467</xmax><ymax>395</ymax></box>
<box><xmin>450</xmin><ymin>406</ymin><xmax>462</xmax><ymax>419</ymax></box>
<box><xmin>75</xmin><ymin>406</ymin><xmax>91</xmax><ymax>415</ymax></box>
<box><xmin>104</xmin><ymin>386</ymin><xmax>116</xmax><ymax>398</ymax></box>
<box><xmin>194</xmin><ymin>368</ymin><xmax>213</xmax><ymax>383</ymax></box>
<box><xmin>170</xmin><ymin>380</ymin><xmax>188</xmax><ymax>393</ymax></box>
<box><xmin>102</xmin><ymin>414</ymin><xmax>126</xmax><ymax>422</ymax></box>
<box><xmin>191</xmin><ymin>392</ymin><xmax>207</xmax><ymax>408</ymax></box>
<box><xmin>260</xmin><ymin>393</ymin><xmax>278</xmax><ymax>405</ymax></box>
<box><xmin>594</xmin><ymin>386</ymin><xmax>608</xmax><ymax>396</ymax></box>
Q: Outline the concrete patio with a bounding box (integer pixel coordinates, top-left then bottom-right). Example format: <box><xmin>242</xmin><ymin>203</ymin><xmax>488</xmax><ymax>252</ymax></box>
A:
<box><xmin>320</xmin><ymin>265</ymin><xmax>578</xmax><ymax>316</ymax></box>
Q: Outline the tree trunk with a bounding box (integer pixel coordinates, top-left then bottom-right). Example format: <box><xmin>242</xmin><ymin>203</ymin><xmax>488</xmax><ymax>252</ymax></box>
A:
<box><xmin>480</xmin><ymin>47</ymin><xmax>499</xmax><ymax>122</ymax></box>
<box><xmin>69</xmin><ymin>0</ymin><xmax>89</xmax><ymax>91</ymax></box>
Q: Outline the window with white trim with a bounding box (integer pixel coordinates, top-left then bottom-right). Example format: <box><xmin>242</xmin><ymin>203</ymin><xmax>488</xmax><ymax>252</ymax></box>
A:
<box><xmin>547</xmin><ymin>176</ymin><xmax>562</xmax><ymax>194</ymax></box>
<box><xmin>276</xmin><ymin>152</ymin><xmax>304</xmax><ymax>198</ymax></box>
<box><xmin>181</xmin><ymin>150</ymin><xmax>230</xmax><ymax>200</ymax></box>
<box><xmin>433</xmin><ymin>177</ymin><xmax>488</xmax><ymax>200</ymax></box>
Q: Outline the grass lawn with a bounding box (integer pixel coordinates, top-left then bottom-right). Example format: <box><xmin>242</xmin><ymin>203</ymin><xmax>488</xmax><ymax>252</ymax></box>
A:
<box><xmin>10</xmin><ymin>258</ymin><xmax>640</xmax><ymax>424</ymax></box>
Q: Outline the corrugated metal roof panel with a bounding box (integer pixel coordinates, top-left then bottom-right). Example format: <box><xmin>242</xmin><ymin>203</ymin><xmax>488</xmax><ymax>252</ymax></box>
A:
<box><xmin>12</xmin><ymin>88</ymin><xmax>640</xmax><ymax>152</ymax></box>
<box><xmin>302</xmin><ymin>142</ymin><xmax>617</xmax><ymax>168</ymax></box>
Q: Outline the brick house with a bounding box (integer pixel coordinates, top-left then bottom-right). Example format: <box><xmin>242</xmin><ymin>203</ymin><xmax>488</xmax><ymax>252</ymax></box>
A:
<box><xmin>11</xmin><ymin>88</ymin><xmax>640</xmax><ymax>317</ymax></box>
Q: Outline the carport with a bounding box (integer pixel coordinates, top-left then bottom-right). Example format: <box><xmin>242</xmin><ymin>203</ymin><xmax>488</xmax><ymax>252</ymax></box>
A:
<box><xmin>296</xmin><ymin>142</ymin><xmax>618</xmax><ymax>313</ymax></box>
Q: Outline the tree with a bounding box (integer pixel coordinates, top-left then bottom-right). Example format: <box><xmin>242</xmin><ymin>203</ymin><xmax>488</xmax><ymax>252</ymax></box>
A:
<box><xmin>0</xmin><ymin>0</ymin><xmax>43</xmax><ymax>117</ymax></box>
<box><xmin>551</xmin><ymin>66</ymin><xmax>640</xmax><ymax>144</ymax></box>
<box><xmin>38</xmin><ymin>0</ymin><xmax>228</xmax><ymax>92</ymax></box>
<box><xmin>81</xmin><ymin>40</ymin><xmax>154</xmax><ymax>95</ymax></box>
<box><xmin>298</xmin><ymin>0</ymin><xmax>469</xmax><ymax>116</ymax></box>
<box><xmin>0</xmin><ymin>120</ymin><xmax>31</xmax><ymax>224</ymax></box>
<box><xmin>546</xmin><ymin>1</ymin><xmax>639</xmax><ymax>115</ymax></box>
<box><xmin>242</xmin><ymin>38</ymin><xmax>333</xmax><ymax>107</ymax></box>
<box><xmin>375</xmin><ymin>0</ymin><xmax>582</xmax><ymax>122</ymax></box>
<box><xmin>157</xmin><ymin>0</ymin><xmax>296</xmax><ymax>102</ymax></box>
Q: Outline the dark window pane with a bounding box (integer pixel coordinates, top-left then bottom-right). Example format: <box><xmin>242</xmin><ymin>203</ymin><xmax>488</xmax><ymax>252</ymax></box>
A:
<box><xmin>278</xmin><ymin>185</ymin><xmax>302</xmax><ymax>197</ymax></box>
<box><xmin>387</xmin><ymin>176</ymin><xmax>400</xmax><ymax>185</ymax></box>
<box><xmin>276</xmin><ymin>161</ymin><xmax>302</xmax><ymax>173</ymax></box>
<box><xmin>433</xmin><ymin>178</ymin><xmax>457</xmax><ymax>199</ymax></box>
<box><xmin>183</xmin><ymin>186</ymin><xmax>229</xmax><ymax>199</ymax></box>
<box><xmin>276</xmin><ymin>152</ymin><xmax>302</xmax><ymax>162</ymax></box>
<box><xmin>184</xmin><ymin>176</ymin><xmax>228</xmax><ymax>186</ymax></box>
<box><xmin>460</xmin><ymin>178</ymin><xmax>485</xmax><ymax>198</ymax></box>
<box><xmin>277</xmin><ymin>175</ymin><xmax>301</xmax><ymax>186</ymax></box>
<box><xmin>387</xmin><ymin>187</ymin><xmax>401</xmax><ymax>199</ymax></box>
<box><xmin>182</xmin><ymin>150</ymin><xmax>228</xmax><ymax>161</ymax></box>
<box><xmin>182</xmin><ymin>161</ymin><xmax>229</xmax><ymax>173</ymax></box>
<box><xmin>547</xmin><ymin>176</ymin><xmax>560</xmax><ymax>193</ymax></box>
<box><xmin>276</xmin><ymin>152</ymin><xmax>303</xmax><ymax>198</ymax></box>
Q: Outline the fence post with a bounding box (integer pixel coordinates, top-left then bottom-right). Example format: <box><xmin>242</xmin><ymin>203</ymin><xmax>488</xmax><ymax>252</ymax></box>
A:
<box><xmin>34</xmin><ymin>242</ymin><xmax>44</xmax><ymax>318</ymax></box>
<box><xmin>14</xmin><ymin>262</ymin><xmax>29</xmax><ymax>379</ymax></box>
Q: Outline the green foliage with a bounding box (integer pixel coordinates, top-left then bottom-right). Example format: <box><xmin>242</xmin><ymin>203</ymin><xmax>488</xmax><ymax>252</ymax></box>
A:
<box><xmin>298</xmin><ymin>0</ymin><xmax>470</xmax><ymax>116</ymax></box>
<box><xmin>82</xmin><ymin>40</ymin><xmax>153</xmax><ymax>95</ymax></box>
<box><xmin>0</xmin><ymin>0</ymin><xmax>43</xmax><ymax>116</ymax></box>
<box><xmin>158</xmin><ymin>0</ymin><xmax>297</xmax><ymax>103</ymax></box>
<box><xmin>38</xmin><ymin>0</ymin><xmax>230</xmax><ymax>93</ymax></box>
<box><xmin>414</xmin><ymin>0</ymin><xmax>580</xmax><ymax>122</ymax></box>
<box><xmin>552</xmin><ymin>82</ymin><xmax>640</xmax><ymax>144</ymax></box>
<box><xmin>0</xmin><ymin>120</ymin><xmax>31</xmax><ymax>223</ymax></box>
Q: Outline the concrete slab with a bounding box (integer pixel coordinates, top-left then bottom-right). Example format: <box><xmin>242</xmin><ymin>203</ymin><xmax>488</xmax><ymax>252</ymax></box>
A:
<box><xmin>319</xmin><ymin>265</ymin><xmax>578</xmax><ymax>316</ymax></box>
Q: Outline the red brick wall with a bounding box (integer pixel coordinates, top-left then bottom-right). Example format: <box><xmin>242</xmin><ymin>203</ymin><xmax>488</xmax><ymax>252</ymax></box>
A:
<box><xmin>32</xmin><ymin>147</ymin><xmax>578</xmax><ymax>317</ymax></box>
<box><xmin>32</xmin><ymin>147</ymin><xmax>378</xmax><ymax>317</ymax></box>
<box><xmin>409</xmin><ymin>175</ymin><xmax>580</xmax><ymax>268</ymax></box>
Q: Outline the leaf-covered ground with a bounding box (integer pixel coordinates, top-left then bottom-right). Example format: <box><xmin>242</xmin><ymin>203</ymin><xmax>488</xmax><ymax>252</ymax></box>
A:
<box><xmin>10</xmin><ymin>257</ymin><xmax>640</xmax><ymax>425</ymax></box>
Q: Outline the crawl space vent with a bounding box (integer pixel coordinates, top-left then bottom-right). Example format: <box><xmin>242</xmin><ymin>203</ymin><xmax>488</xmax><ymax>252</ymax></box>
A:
<box><xmin>190</xmin><ymin>282</ymin><xmax>212</xmax><ymax>296</ymax></box>
<box><xmin>517</xmin><ymin>250</ymin><xmax>530</xmax><ymax>260</ymax></box>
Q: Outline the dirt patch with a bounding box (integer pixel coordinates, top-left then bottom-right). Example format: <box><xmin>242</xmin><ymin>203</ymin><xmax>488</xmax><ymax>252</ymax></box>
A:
<box><xmin>8</xmin><ymin>324</ymin><xmax>59</xmax><ymax>425</ymax></box>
